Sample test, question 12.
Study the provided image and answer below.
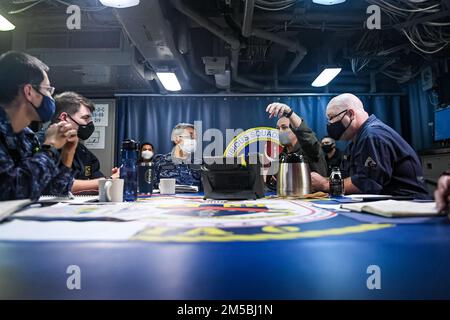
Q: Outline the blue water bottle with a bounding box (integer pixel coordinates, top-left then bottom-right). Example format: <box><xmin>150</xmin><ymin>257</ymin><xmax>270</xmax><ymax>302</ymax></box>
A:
<box><xmin>120</xmin><ymin>139</ymin><xmax>138</xmax><ymax>202</ymax></box>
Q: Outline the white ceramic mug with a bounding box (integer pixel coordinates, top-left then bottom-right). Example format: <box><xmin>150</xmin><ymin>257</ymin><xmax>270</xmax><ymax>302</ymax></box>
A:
<box><xmin>99</xmin><ymin>178</ymin><xmax>124</xmax><ymax>202</ymax></box>
<box><xmin>159</xmin><ymin>178</ymin><xmax>176</xmax><ymax>195</ymax></box>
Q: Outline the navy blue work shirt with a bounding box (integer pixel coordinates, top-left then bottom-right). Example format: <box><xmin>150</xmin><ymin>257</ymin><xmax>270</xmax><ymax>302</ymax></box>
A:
<box><xmin>71</xmin><ymin>143</ymin><xmax>104</xmax><ymax>180</ymax></box>
<box><xmin>341</xmin><ymin>115</ymin><xmax>429</xmax><ymax>199</ymax></box>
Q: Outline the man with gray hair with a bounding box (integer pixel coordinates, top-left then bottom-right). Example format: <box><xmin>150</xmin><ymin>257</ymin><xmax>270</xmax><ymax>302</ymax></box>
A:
<box><xmin>170</xmin><ymin>123</ymin><xmax>197</xmax><ymax>160</ymax></box>
<box><xmin>152</xmin><ymin>122</ymin><xmax>201</xmax><ymax>190</ymax></box>
<box><xmin>311</xmin><ymin>93</ymin><xmax>429</xmax><ymax>199</ymax></box>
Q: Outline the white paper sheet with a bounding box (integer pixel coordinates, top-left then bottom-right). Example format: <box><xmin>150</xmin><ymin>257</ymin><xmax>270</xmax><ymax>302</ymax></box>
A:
<box><xmin>0</xmin><ymin>199</ymin><xmax>33</xmax><ymax>222</ymax></box>
<box><xmin>7</xmin><ymin>198</ymin><xmax>337</xmax><ymax>230</ymax></box>
<box><xmin>341</xmin><ymin>200</ymin><xmax>439</xmax><ymax>217</ymax></box>
<box><xmin>346</xmin><ymin>194</ymin><xmax>393</xmax><ymax>199</ymax></box>
<box><xmin>84</xmin><ymin>126</ymin><xmax>105</xmax><ymax>149</ymax></box>
<box><xmin>0</xmin><ymin>220</ymin><xmax>149</xmax><ymax>241</ymax></box>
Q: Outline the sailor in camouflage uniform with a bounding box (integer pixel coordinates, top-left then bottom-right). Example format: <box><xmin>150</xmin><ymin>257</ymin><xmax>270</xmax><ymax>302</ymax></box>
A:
<box><xmin>153</xmin><ymin>123</ymin><xmax>202</xmax><ymax>190</ymax></box>
<box><xmin>0</xmin><ymin>51</ymin><xmax>78</xmax><ymax>201</ymax></box>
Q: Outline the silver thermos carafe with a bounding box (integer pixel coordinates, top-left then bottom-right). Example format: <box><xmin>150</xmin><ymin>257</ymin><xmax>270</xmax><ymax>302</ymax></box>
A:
<box><xmin>277</xmin><ymin>153</ymin><xmax>311</xmax><ymax>197</ymax></box>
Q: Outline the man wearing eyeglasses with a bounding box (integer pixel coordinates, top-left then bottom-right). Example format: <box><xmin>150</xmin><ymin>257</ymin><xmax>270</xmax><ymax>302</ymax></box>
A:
<box><xmin>0</xmin><ymin>51</ymin><xmax>78</xmax><ymax>201</ymax></box>
<box><xmin>310</xmin><ymin>93</ymin><xmax>429</xmax><ymax>199</ymax></box>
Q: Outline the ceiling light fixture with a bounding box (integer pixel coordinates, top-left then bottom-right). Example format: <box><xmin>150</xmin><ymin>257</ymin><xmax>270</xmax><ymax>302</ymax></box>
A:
<box><xmin>99</xmin><ymin>0</ymin><xmax>140</xmax><ymax>8</ymax></box>
<box><xmin>0</xmin><ymin>14</ymin><xmax>15</xmax><ymax>31</ymax></box>
<box><xmin>156</xmin><ymin>72</ymin><xmax>182</xmax><ymax>91</ymax></box>
<box><xmin>312</xmin><ymin>0</ymin><xmax>346</xmax><ymax>5</ymax></box>
<box><xmin>311</xmin><ymin>68</ymin><xmax>342</xmax><ymax>87</ymax></box>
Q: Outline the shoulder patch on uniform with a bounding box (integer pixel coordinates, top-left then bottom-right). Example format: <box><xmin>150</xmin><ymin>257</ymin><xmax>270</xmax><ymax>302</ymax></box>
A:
<box><xmin>84</xmin><ymin>165</ymin><xmax>92</xmax><ymax>177</ymax></box>
<box><xmin>364</xmin><ymin>156</ymin><xmax>377</xmax><ymax>168</ymax></box>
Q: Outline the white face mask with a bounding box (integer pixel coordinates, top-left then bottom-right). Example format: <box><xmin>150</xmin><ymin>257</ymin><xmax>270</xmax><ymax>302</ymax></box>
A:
<box><xmin>141</xmin><ymin>150</ymin><xmax>154</xmax><ymax>160</ymax></box>
<box><xmin>180</xmin><ymin>139</ymin><xmax>197</xmax><ymax>154</ymax></box>
<box><xmin>278</xmin><ymin>131</ymin><xmax>292</xmax><ymax>146</ymax></box>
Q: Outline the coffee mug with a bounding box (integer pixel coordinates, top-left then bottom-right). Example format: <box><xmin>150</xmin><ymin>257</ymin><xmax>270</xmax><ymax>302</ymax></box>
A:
<box><xmin>99</xmin><ymin>178</ymin><xmax>124</xmax><ymax>202</ymax></box>
<box><xmin>159</xmin><ymin>178</ymin><xmax>176</xmax><ymax>195</ymax></box>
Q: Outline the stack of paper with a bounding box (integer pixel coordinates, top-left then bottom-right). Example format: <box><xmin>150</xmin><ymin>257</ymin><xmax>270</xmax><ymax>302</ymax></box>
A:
<box><xmin>341</xmin><ymin>200</ymin><xmax>439</xmax><ymax>217</ymax></box>
<box><xmin>0</xmin><ymin>199</ymin><xmax>33</xmax><ymax>222</ymax></box>
<box><xmin>0</xmin><ymin>220</ymin><xmax>149</xmax><ymax>241</ymax></box>
<box><xmin>39</xmin><ymin>195</ymin><xmax>99</xmax><ymax>204</ymax></box>
<box><xmin>153</xmin><ymin>185</ymin><xmax>199</xmax><ymax>193</ymax></box>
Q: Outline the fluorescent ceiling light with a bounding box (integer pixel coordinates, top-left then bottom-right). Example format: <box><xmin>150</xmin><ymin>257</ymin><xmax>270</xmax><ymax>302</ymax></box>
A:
<box><xmin>0</xmin><ymin>14</ymin><xmax>15</xmax><ymax>31</ymax></box>
<box><xmin>99</xmin><ymin>0</ymin><xmax>140</xmax><ymax>8</ymax></box>
<box><xmin>156</xmin><ymin>72</ymin><xmax>182</xmax><ymax>91</ymax></box>
<box><xmin>311</xmin><ymin>68</ymin><xmax>342</xmax><ymax>87</ymax></box>
<box><xmin>312</xmin><ymin>0</ymin><xmax>346</xmax><ymax>5</ymax></box>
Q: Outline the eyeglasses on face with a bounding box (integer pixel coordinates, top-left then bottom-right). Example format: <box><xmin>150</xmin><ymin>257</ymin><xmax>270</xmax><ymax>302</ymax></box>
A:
<box><xmin>327</xmin><ymin>109</ymin><xmax>348</xmax><ymax>124</ymax></box>
<box><xmin>32</xmin><ymin>84</ymin><xmax>55</xmax><ymax>96</ymax></box>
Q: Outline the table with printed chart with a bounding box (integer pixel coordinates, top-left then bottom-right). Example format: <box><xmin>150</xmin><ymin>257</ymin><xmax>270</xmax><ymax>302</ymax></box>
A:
<box><xmin>0</xmin><ymin>193</ymin><xmax>450</xmax><ymax>299</ymax></box>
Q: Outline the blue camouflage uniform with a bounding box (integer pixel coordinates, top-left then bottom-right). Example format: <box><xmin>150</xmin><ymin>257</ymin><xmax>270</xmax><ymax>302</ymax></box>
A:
<box><xmin>153</xmin><ymin>151</ymin><xmax>202</xmax><ymax>190</ymax></box>
<box><xmin>341</xmin><ymin>115</ymin><xmax>429</xmax><ymax>199</ymax></box>
<box><xmin>0</xmin><ymin>107</ymin><xmax>74</xmax><ymax>201</ymax></box>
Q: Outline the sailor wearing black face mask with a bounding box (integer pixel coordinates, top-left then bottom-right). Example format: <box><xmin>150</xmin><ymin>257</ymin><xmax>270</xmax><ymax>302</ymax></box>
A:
<box><xmin>321</xmin><ymin>136</ymin><xmax>342</xmax><ymax>176</ymax></box>
<box><xmin>52</xmin><ymin>92</ymin><xmax>119</xmax><ymax>194</ymax></box>
<box><xmin>311</xmin><ymin>93</ymin><xmax>429</xmax><ymax>199</ymax></box>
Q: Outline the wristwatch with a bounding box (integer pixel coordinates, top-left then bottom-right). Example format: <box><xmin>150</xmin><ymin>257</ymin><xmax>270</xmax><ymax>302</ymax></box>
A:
<box><xmin>40</xmin><ymin>144</ymin><xmax>60</xmax><ymax>162</ymax></box>
<box><xmin>284</xmin><ymin>109</ymin><xmax>294</xmax><ymax>118</ymax></box>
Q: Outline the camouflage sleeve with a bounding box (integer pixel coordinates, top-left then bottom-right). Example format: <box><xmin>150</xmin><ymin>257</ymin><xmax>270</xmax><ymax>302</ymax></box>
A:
<box><xmin>152</xmin><ymin>155</ymin><xmax>162</xmax><ymax>187</ymax></box>
<box><xmin>290</xmin><ymin>119</ymin><xmax>328</xmax><ymax>177</ymax></box>
<box><xmin>290</xmin><ymin>119</ymin><xmax>322</xmax><ymax>161</ymax></box>
<box><xmin>43</xmin><ymin>164</ymin><xmax>74</xmax><ymax>197</ymax></box>
<box><xmin>0</xmin><ymin>144</ymin><xmax>70</xmax><ymax>201</ymax></box>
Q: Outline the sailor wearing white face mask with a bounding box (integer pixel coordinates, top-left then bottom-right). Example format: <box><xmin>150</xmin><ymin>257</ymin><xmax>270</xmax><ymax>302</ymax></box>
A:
<box><xmin>178</xmin><ymin>136</ymin><xmax>197</xmax><ymax>156</ymax></box>
<box><xmin>138</xmin><ymin>142</ymin><xmax>155</xmax><ymax>163</ymax></box>
<box><xmin>152</xmin><ymin>123</ymin><xmax>202</xmax><ymax>191</ymax></box>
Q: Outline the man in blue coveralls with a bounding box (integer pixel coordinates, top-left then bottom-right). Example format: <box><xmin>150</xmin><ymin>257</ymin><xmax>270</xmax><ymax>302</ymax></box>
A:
<box><xmin>0</xmin><ymin>51</ymin><xmax>78</xmax><ymax>201</ymax></box>
<box><xmin>311</xmin><ymin>93</ymin><xmax>429</xmax><ymax>199</ymax></box>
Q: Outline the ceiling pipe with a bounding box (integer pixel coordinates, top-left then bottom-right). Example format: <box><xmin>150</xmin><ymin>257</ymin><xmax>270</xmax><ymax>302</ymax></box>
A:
<box><xmin>241</xmin><ymin>0</ymin><xmax>255</xmax><ymax>38</ymax></box>
<box><xmin>171</xmin><ymin>0</ymin><xmax>240</xmax><ymax>51</ymax></box>
<box><xmin>241</xmin><ymin>0</ymin><xmax>307</xmax><ymax>76</ymax></box>
<box><xmin>230</xmin><ymin>49</ymin><xmax>265</xmax><ymax>89</ymax></box>
<box><xmin>285</xmin><ymin>52</ymin><xmax>306</xmax><ymax>76</ymax></box>
<box><xmin>240</xmin><ymin>12</ymin><xmax>364</xmax><ymax>24</ymax></box>
<box><xmin>186</xmin><ymin>35</ymin><xmax>216</xmax><ymax>87</ymax></box>
<box><xmin>247</xmin><ymin>71</ymin><xmax>356</xmax><ymax>81</ymax></box>
<box><xmin>177</xmin><ymin>17</ymin><xmax>216</xmax><ymax>87</ymax></box>
<box><xmin>171</xmin><ymin>0</ymin><xmax>264</xmax><ymax>89</ymax></box>
<box><xmin>237</xmin><ymin>84</ymin><xmax>371</xmax><ymax>93</ymax></box>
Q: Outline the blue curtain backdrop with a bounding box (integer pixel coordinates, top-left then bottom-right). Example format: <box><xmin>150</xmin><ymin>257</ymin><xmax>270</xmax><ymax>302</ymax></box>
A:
<box><xmin>406</xmin><ymin>81</ymin><xmax>434</xmax><ymax>151</ymax></box>
<box><xmin>115</xmin><ymin>95</ymin><xmax>402</xmax><ymax>164</ymax></box>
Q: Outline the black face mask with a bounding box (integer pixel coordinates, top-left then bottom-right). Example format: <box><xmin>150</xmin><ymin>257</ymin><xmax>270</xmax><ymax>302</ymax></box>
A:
<box><xmin>327</xmin><ymin>110</ymin><xmax>353</xmax><ymax>140</ymax></box>
<box><xmin>322</xmin><ymin>144</ymin><xmax>334</xmax><ymax>154</ymax></box>
<box><xmin>68</xmin><ymin>114</ymin><xmax>95</xmax><ymax>140</ymax></box>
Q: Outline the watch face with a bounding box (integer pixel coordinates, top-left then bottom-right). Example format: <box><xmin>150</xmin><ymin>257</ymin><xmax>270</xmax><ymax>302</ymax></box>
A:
<box><xmin>42</xmin><ymin>143</ymin><xmax>57</xmax><ymax>149</ymax></box>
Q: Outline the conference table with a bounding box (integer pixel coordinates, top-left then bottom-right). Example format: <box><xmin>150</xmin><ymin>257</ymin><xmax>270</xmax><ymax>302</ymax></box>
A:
<box><xmin>0</xmin><ymin>193</ymin><xmax>449</xmax><ymax>300</ymax></box>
